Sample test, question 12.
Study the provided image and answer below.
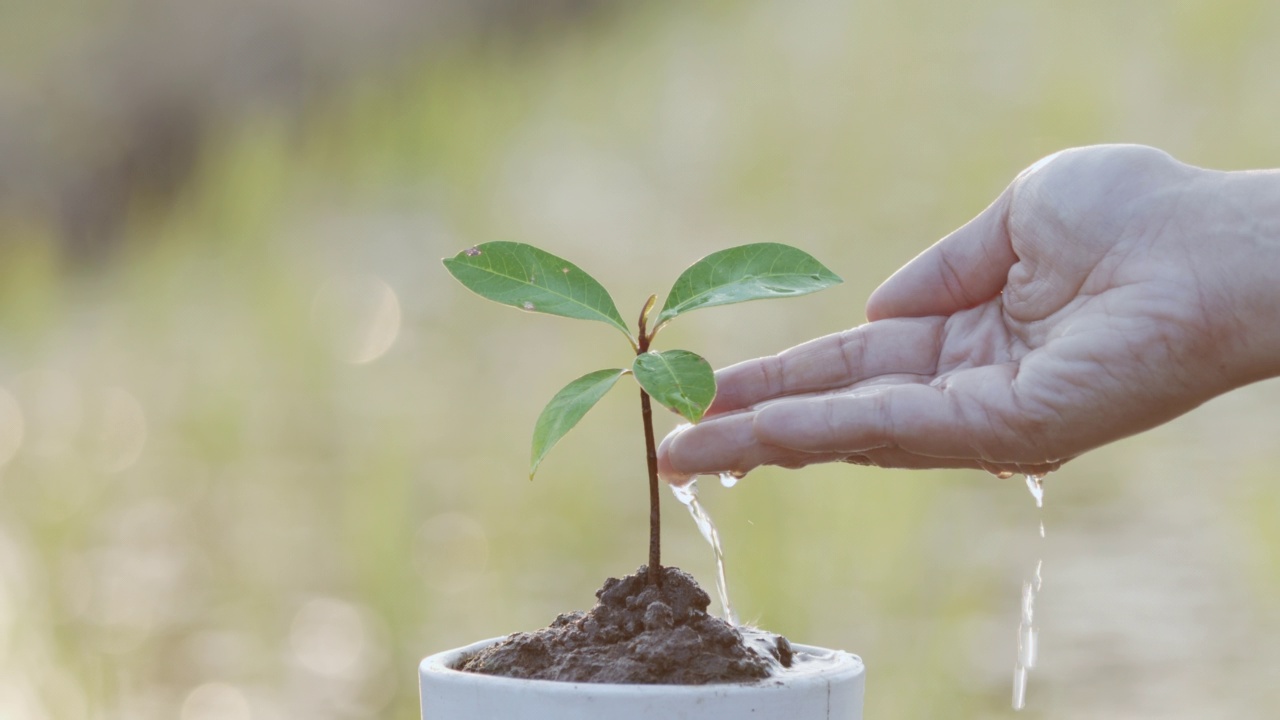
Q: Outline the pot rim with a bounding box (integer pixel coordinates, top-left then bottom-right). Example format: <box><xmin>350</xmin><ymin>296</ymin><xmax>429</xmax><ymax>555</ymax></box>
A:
<box><xmin>421</xmin><ymin>635</ymin><xmax>865</xmax><ymax>696</ymax></box>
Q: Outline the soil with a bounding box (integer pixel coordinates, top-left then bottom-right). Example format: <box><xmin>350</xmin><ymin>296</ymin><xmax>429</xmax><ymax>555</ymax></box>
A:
<box><xmin>458</xmin><ymin>565</ymin><xmax>792</xmax><ymax>684</ymax></box>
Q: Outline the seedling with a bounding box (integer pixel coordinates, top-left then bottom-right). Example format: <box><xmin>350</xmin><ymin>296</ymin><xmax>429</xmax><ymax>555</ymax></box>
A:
<box><xmin>444</xmin><ymin>242</ymin><xmax>841</xmax><ymax>585</ymax></box>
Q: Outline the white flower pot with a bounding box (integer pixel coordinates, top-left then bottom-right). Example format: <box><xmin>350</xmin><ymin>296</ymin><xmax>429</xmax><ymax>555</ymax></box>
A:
<box><xmin>420</xmin><ymin>636</ymin><xmax>865</xmax><ymax>719</ymax></box>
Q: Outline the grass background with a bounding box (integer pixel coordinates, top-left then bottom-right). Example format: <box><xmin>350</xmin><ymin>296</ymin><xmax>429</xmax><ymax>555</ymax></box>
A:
<box><xmin>1</xmin><ymin>1</ymin><xmax>1279</xmax><ymax>718</ymax></box>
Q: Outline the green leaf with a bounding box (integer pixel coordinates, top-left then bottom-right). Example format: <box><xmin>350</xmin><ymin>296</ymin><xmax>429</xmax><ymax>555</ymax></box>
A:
<box><xmin>444</xmin><ymin>242</ymin><xmax>633</xmax><ymax>341</ymax></box>
<box><xmin>655</xmin><ymin>243</ymin><xmax>842</xmax><ymax>326</ymax></box>
<box><xmin>632</xmin><ymin>350</ymin><xmax>716</xmax><ymax>423</ymax></box>
<box><xmin>531</xmin><ymin>368</ymin><xmax>627</xmax><ymax>478</ymax></box>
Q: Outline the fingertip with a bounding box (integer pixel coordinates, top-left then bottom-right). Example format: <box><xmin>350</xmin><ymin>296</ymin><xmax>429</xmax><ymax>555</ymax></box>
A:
<box><xmin>656</xmin><ymin>423</ymin><xmax>694</xmax><ymax>485</ymax></box>
<box><xmin>657</xmin><ymin>412</ymin><xmax>783</xmax><ymax>481</ymax></box>
<box><xmin>865</xmin><ymin>268</ymin><xmax>907</xmax><ymax>321</ymax></box>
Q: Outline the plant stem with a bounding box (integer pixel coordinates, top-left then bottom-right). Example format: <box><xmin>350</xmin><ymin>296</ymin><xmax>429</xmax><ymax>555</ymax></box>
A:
<box><xmin>640</xmin><ymin>388</ymin><xmax>661</xmax><ymax>586</ymax></box>
<box><xmin>636</xmin><ymin>294</ymin><xmax>661</xmax><ymax>586</ymax></box>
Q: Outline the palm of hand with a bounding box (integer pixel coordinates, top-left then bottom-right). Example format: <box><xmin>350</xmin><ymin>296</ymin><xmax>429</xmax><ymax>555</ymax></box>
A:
<box><xmin>907</xmin><ymin>240</ymin><xmax>1209</xmax><ymax>473</ymax></box>
<box><xmin>659</xmin><ymin>145</ymin><xmax>1224</xmax><ymax>480</ymax></box>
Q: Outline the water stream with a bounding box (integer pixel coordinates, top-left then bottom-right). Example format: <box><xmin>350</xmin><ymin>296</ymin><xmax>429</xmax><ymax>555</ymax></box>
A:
<box><xmin>1013</xmin><ymin>474</ymin><xmax>1045</xmax><ymax>711</ymax></box>
<box><xmin>670</xmin><ymin>478</ymin><xmax>737</xmax><ymax>624</ymax></box>
<box><xmin>671</xmin><ymin>462</ymin><xmax>1051</xmax><ymax>701</ymax></box>
<box><xmin>670</xmin><ymin>475</ymin><xmax>858</xmax><ymax>680</ymax></box>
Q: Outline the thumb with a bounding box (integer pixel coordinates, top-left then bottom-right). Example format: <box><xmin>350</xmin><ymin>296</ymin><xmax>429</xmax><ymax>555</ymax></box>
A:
<box><xmin>867</xmin><ymin>186</ymin><xmax>1017</xmax><ymax>321</ymax></box>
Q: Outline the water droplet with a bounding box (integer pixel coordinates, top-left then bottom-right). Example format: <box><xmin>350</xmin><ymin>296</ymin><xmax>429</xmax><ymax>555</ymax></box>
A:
<box><xmin>464</xmin><ymin>246</ymin><xmax>481</xmax><ymax>257</ymax></box>
<box><xmin>521</xmin><ymin>301</ymin><xmax>535</xmax><ymax>311</ymax></box>
<box><xmin>718</xmin><ymin>470</ymin><xmax>746</xmax><ymax>488</ymax></box>
<box><xmin>996</xmin><ymin>470</ymin><xmax>1014</xmax><ymax>479</ymax></box>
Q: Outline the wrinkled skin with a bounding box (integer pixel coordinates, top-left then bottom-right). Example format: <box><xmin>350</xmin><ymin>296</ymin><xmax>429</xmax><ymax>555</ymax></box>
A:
<box><xmin>659</xmin><ymin>145</ymin><xmax>1280</xmax><ymax>480</ymax></box>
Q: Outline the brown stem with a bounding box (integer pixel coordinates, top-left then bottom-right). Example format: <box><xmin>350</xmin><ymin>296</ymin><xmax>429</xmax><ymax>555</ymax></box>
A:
<box><xmin>636</xmin><ymin>294</ymin><xmax>661</xmax><ymax>586</ymax></box>
<box><xmin>640</xmin><ymin>388</ymin><xmax>661</xmax><ymax>586</ymax></box>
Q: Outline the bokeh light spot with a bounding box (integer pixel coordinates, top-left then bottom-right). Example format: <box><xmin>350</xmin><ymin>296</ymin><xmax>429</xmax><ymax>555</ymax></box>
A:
<box><xmin>180</xmin><ymin>682</ymin><xmax>251</xmax><ymax>720</ymax></box>
<box><xmin>85</xmin><ymin>387</ymin><xmax>148</xmax><ymax>473</ymax></box>
<box><xmin>10</xmin><ymin>370</ymin><xmax>81</xmax><ymax>459</ymax></box>
<box><xmin>289</xmin><ymin>598</ymin><xmax>366</xmax><ymax>678</ymax></box>
<box><xmin>310</xmin><ymin>274</ymin><xmax>402</xmax><ymax>364</ymax></box>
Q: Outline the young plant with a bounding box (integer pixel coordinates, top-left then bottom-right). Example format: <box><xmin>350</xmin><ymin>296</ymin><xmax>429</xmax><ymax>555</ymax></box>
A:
<box><xmin>444</xmin><ymin>242</ymin><xmax>841</xmax><ymax>585</ymax></box>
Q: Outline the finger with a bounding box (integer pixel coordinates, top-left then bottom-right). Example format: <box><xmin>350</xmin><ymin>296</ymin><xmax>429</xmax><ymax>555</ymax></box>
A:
<box><xmin>706</xmin><ymin>317</ymin><xmax>946</xmax><ymax>416</ymax></box>
<box><xmin>656</xmin><ymin>406</ymin><xmax>1060</xmax><ymax>479</ymax></box>
<box><xmin>659</xmin><ymin>382</ymin><xmax>995</xmax><ymax>481</ymax></box>
<box><xmin>866</xmin><ymin>185</ymin><xmax>1017</xmax><ymax>321</ymax></box>
<box><xmin>751</xmin><ymin>364</ymin><xmax>1037</xmax><ymax>463</ymax></box>
<box><xmin>655</xmin><ymin>411</ymin><xmax>888</xmax><ymax>481</ymax></box>
<box><xmin>657</xmin><ymin>412</ymin><xmax>793</xmax><ymax>484</ymax></box>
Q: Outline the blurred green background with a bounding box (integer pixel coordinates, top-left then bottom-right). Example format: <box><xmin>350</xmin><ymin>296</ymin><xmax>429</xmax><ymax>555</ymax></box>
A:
<box><xmin>2</xmin><ymin>1</ymin><xmax>1279</xmax><ymax>718</ymax></box>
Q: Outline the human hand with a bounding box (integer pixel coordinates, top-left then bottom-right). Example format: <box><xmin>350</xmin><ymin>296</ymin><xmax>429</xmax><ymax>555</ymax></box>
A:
<box><xmin>658</xmin><ymin>144</ymin><xmax>1280</xmax><ymax>481</ymax></box>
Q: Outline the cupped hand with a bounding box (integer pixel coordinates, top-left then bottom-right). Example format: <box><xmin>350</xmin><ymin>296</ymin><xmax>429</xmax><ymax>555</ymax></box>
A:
<box><xmin>658</xmin><ymin>145</ymin><xmax>1255</xmax><ymax>482</ymax></box>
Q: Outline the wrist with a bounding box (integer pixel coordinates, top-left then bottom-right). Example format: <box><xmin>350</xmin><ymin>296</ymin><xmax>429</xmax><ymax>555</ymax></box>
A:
<box><xmin>1186</xmin><ymin>166</ymin><xmax>1280</xmax><ymax>387</ymax></box>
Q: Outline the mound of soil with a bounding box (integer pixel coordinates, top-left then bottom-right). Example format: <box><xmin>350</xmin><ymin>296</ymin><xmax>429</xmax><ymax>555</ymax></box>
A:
<box><xmin>458</xmin><ymin>565</ymin><xmax>791</xmax><ymax>684</ymax></box>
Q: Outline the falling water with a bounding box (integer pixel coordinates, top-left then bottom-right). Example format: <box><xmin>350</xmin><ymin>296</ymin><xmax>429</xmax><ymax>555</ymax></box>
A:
<box><xmin>670</xmin><ymin>479</ymin><xmax>737</xmax><ymax>624</ymax></box>
<box><xmin>718</xmin><ymin>471</ymin><xmax>744</xmax><ymax>488</ymax></box>
<box><xmin>1013</xmin><ymin>474</ymin><xmax>1045</xmax><ymax>711</ymax></box>
<box><xmin>1024</xmin><ymin>474</ymin><xmax>1044</xmax><ymax>508</ymax></box>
